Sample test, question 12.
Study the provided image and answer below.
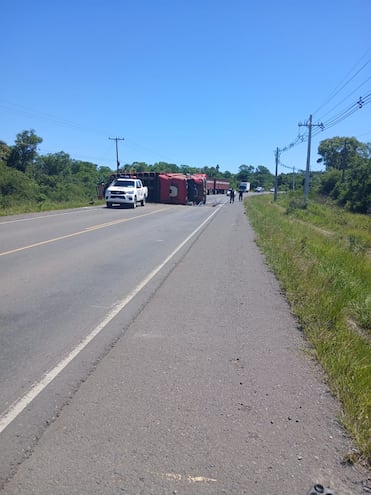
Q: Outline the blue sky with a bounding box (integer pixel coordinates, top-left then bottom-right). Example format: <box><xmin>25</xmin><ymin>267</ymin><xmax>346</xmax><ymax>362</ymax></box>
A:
<box><xmin>1</xmin><ymin>0</ymin><xmax>370</xmax><ymax>175</ymax></box>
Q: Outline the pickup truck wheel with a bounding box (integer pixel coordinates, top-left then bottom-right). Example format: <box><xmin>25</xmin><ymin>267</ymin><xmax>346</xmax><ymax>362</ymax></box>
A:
<box><xmin>106</xmin><ymin>202</ymin><xmax>112</xmax><ymax>208</ymax></box>
<box><xmin>141</xmin><ymin>197</ymin><xmax>146</xmax><ymax>206</ymax></box>
<box><xmin>132</xmin><ymin>198</ymin><xmax>137</xmax><ymax>209</ymax></box>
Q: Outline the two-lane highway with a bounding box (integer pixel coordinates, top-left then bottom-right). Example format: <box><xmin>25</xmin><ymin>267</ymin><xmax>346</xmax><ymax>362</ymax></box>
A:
<box><xmin>0</xmin><ymin>196</ymin><xmax>366</xmax><ymax>494</ymax></box>
<box><xmin>0</xmin><ymin>198</ymin><xmax>226</xmax><ymax>482</ymax></box>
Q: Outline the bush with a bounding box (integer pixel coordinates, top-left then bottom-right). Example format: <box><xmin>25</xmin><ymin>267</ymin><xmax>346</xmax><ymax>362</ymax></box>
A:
<box><xmin>286</xmin><ymin>194</ymin><xmax>307</xmax><ymax>214</ymax></box>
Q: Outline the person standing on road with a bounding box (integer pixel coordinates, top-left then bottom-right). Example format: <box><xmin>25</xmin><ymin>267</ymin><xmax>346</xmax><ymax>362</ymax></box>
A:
<box><xmin>238</xmin><ymin>189</ymin><xmax>243</xmax><ymax>201</ymax></box>
<box><xmin>230</xmin><ymin>189</ymin><xmax>235</xmax><ymax>203</ymax></box>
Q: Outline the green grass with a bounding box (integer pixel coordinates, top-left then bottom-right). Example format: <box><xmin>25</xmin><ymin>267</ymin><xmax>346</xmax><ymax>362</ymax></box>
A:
<box><xmin>245</xmin><ymin>193</ymin><xmax>371</xmax><ymax>464</ymax></box>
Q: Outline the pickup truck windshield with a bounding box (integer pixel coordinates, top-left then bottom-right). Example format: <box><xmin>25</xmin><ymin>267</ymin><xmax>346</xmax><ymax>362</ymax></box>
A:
<box><xmin>113</xmin><ymin>180</ymin><xmax>135</xmax><ymax>187</ymax></box>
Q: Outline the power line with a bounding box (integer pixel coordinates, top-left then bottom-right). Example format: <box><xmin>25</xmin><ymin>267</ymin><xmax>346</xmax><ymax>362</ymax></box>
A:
<box><xmin>317</xmin><ymin>75</ymin><xmax>371</xmax><ymax>122</ymax></box>
<box><xmin>0</xmin><ymin>100</ymin><xmax>180</xmax><ymax>166</ymax></box>
<box><xmin>312</xmin><ymin>92</ymin><xmax>371</xmax><ymax>138</ymax></box>
<box><xmin>313</xmin><ymin>49</ymin><xmax>371</xmax><ymax>116</ymax></box>
<box><xmin>277</xmin><ymin>132</ymin><xmax>306</xmax><ymax>155</ymax></box>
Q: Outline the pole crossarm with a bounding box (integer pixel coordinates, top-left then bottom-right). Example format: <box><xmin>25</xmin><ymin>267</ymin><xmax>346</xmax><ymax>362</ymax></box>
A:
<box><xmin>298</xmin><ymin>119</ymin><xmax>324</xmax><ymax>131</ymax></box>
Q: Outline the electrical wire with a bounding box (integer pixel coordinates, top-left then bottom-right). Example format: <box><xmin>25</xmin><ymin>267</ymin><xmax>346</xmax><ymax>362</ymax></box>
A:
<box><xmin>278</xmin><ymin>132</ymin><xmax>307</xmax><ymax>155</ymax></box>
<box><xmin>313</xmin><ymin>49</ymin><xmax>371</xmax><ymax>116</ymax></box>
<box><xmin>312</xmin><ymin>92</ymin><xmax>371</xmax><ymax>138</ymax></box>
<box><xmin>0</xmin><ymin>100</ymin><xmax>180</xmax><ymax>166</ymax></box>
<box><xmin>316</xmin><ymin>74</ymin><xmax>371</xmax><ymax>122</ymax></box>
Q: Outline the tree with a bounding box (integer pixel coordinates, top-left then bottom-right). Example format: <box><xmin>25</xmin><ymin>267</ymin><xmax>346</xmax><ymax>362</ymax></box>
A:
<box><xmin>98</xmin><ymin>165</ymin><xmax>115</xmax><ymax>183</ymax></box>
<box><xmin>0</xmin><ymin>141</ymin><xmax>11</xmax><ymax>162</ymax></box>
<box><xmin>317</xmin><ymin>136</ymin><xmax>371</xmax><ymax>213</ymax></box>
<box><xmin>180</xmin><ymin>164</ymin><xmax>192</xmax><ymax>175</ymax></box>
<box><xmin>7</xmin><ymin>130</ymin><xmax>43</xmax><ymax>173</ymax></box>
<box><xmin>254</xmin><ymin>165</ymin><xmax>273</xmax><ymax>187</ymax></box>
<box><xmin>152</xmin><ymin>162</ymin><xmax>179</xmax><ymax>173</ymax></box>
<box><xmin>317</xmin><ymin>136</ymin><xmax>369</xmax><ymax>171</ymax></box>
<box><xmin>278</xmin><ymin>172</ymin><xmax>299</xmax><ymax>191</ymax></box>
<box><xmin>338</xmin><ymin>155</ymin><xmax>371</xmax><ymax>213</ymax></box>
<box><xmin>37</xmin><ymin>152</ymin><xmax>72</xmax><ymax>177</ymax></box>
<box><xmin>201</xmin><ymin>165</ymin><xmax>218</xmax><ymax>177</ymax></box>
<box><xmin>236</xmin><ymin>164</ymin><xmax>254</xmax><ymax>182</ymax></box>
<box><xmin>131</xmin><ymin>162</ymin><xmax>148</xmax><ymax>172</ymax></box>
<box><xmin>319</xmin><ymin>169</ymin><xmax>341</xmax><ymax>197</ymax></box>
<box><xmin>0</xmin><ymin>161</ymin><xmax>39</xmax><ymax>207</ymax></box>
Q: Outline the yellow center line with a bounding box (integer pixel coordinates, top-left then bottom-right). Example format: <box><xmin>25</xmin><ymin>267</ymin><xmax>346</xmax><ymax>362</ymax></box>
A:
<box><xmin>0</xmin><ymin>208</ymin><xmax>167</xmax><ymax>257</ymax></box>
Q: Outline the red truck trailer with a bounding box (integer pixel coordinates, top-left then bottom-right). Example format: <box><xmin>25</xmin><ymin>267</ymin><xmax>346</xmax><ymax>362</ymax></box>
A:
<box><xmin>205</xmin><ymin>177</ymin><xmax>230</xmax><ymax>195</ymax></box>
<box><xmin>158</xmin><ymin>173</ymin><xmax>188</xmax><ymax>205</ymax></box>
<box><xmin>187</xmin><ymin>173</ymin><xmax>207</xmax><ymax>204</ymax></box>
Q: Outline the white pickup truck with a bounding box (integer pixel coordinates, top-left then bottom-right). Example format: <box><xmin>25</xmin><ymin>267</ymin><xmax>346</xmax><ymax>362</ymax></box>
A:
<box><xmin>105</xmin><ymin>177</ymin><xmax>148</xmax><ymax>208</ymax></box>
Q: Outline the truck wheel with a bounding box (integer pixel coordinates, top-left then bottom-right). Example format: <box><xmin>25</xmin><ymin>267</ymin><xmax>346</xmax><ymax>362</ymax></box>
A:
<box><xmin>141</xmin><ymin>197</ymin><xmax>146</xmax><ymax>206</ymax></box>
<box><xmin>106</xmin><ymin>202</ymin><xmax>112</xmax><ymax>208</ymax></box>
<box><xmin>132</xmin><ymin>198</ymin><xmax>137</xmax><ymax>209</ymax></box>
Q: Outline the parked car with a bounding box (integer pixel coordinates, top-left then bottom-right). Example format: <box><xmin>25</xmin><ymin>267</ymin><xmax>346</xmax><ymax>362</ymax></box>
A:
<box><xmin>255</xmin><ymin>186</ymin><xmax>264</xmax><ymax>192</ymax></box>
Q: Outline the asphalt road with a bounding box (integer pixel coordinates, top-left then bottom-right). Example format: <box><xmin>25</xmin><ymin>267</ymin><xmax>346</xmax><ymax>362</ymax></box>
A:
<box><xmin>0</xmin><ymin>196</ymin><xmax>367</xmax><ymax>494</ymax></box>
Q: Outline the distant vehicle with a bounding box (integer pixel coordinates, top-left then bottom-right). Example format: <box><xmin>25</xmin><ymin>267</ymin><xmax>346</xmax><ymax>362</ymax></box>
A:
<box><xmin>270</xmin><ymin>187</ymin><xmax>275</xmax><ymax>193</ymax></box>
<box><xmin>239</xmin><ymin>181</ymin><xmax>250</xmax><ymax>193</ymax></box>
<box><xmin>255</xmin><ymin>186</ymin><xmax>264</xmax><ymax>192</ymax></box>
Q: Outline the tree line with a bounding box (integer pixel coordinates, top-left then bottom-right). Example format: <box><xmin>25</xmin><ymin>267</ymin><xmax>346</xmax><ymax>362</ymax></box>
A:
<box><xmin>0</xmin><ymin>130</ymin><xmax>113</xmax><ymax>209</ymax></box>
<box><xmin>0</xmin><ymin>130</ymin><xmax>370</xmax><ymax>213</ymax></box>
<box><xmin>316</xmin><ymin>136</ymin><xmax>371</xmax><ymax>213</ymax></box>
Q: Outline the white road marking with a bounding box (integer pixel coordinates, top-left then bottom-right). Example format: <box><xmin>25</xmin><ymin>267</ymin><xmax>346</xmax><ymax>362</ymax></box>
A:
<box><xmin>0</xmin><ymin>203</ymin><xmax>224</xmax><ymax>434</ymax></box>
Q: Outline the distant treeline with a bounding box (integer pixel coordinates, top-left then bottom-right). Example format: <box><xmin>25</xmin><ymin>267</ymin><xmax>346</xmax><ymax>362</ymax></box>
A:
<box><xmin>0</xmin><ymin>130</ymin><xmax>370</xmax><ymax>213</ymax></box>
<box><xmin>237</xmin><ymin>136</ymin><xmax>370</xmax><ymax>213</ymax></box>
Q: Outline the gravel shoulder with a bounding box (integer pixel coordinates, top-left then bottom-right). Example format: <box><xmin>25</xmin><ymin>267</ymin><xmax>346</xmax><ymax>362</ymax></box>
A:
<box><xmin>1</xmin><ymin>201</ymin><xmax>367</xmax><ymax>494</ymax></box>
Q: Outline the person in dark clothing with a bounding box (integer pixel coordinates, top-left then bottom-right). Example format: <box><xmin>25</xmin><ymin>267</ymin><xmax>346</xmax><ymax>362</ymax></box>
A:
<box><xmin>230</xmin><ymin>189</ymin><xmax>235</xmax><ymax>203</ymax></box>
<box><xmin>238</xmin><ymin>189</ymin><xmax>244</xmax><ymax>201</ymax></box>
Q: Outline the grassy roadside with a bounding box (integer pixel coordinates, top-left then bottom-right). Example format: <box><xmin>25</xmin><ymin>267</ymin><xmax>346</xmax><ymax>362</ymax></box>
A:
<box><xmin>244</xmin><ymin>193</ymin><xmax>371</xmax><ymax>464</ymax></box>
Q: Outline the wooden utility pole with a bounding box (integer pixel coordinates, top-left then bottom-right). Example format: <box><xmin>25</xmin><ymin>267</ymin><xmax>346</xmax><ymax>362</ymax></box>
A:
<box><xmin>298</xmin><ymin>115</ymin><xmax>323</xmax><ymax>203</ymax></box>
<box><xmin>109</xmin><ymin>137</ymin><xmax>125</xmax><ymax>174</ymax></box>
<box><xmin>274</xmin><ymin>147</ymin><xmax>279</xmax><ymax>202</ymax></box>
<box><xmin>304</xmin><ymin>114</ymin><xmax>312</xmax><ymax>202</ymax></box>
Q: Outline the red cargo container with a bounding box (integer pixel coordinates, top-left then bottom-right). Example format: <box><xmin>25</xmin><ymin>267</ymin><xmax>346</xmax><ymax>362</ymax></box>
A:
<box><xmin>159</xmin><ymin>173</ymin><xmax>188</xmax><ymax>205</ymax></box>
<box><xmin>205</xmin><ymin>177</ymin><xmax>230</xmax><ymax>194</ymax></box>
<box><xmin>190</xmin><ymin>174</ymin><xmax>207</xmax><ymax>204</ymax></box>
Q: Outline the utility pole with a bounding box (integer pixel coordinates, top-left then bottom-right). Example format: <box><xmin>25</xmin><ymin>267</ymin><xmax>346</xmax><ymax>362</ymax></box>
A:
<box><xmin>274</xmin><ymin>147</ymin><xmax>279</xmax><ymax>202</ymax></box>
<box><xmin>108</xmin><ymin>137</ymin><xmax>125</xmax><ymax>174</ymax></box>
<box><xmin>298</xmin><ymin>115</ymin><xmax>323</xmax><ymax>203</ymax></box>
